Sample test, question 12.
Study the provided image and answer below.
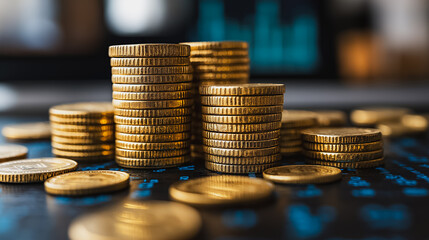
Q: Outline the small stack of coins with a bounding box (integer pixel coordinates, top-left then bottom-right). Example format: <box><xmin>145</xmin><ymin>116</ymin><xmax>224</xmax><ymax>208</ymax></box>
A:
<box><xmin>109</xmin><ymin>43</ymin><xmax>193</xmax><ymax>169</ymax></box>
<box><xmin>200</xmin><ymin>84</ymin><xmax>285</xmax><ymax>174</ymax></box>
<box><xmin>49</xmin><ymin>102</ymin><xmax>115</xmax><ymax>161</ymax></box>
<box><xmin>280</xmin><ymin>110</ymin><xmax>319</xmax><ymax>156</ymax></box>
<box><xmin>180</xmin><ymin>41</ymin><xmax>250</xmax><ymax>158</ymax></box>
<box><xmin>302</xmin><ymin>127</ymin><xmax>384</xmax><ymax>168</ymax></box>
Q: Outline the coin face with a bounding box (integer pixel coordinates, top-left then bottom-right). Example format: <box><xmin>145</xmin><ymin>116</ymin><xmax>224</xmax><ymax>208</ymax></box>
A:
<box><xmin>0</xmin><ymin>158</ymin><xmax>77</xmax><ymax>183</ymax></box>
<box><xmin>2</xmin><ymin>122</ymin><xmax>51</xmax><ymax>140</ymax></box>
<box><xmin>169</xmin><ymin>176</ymin><xmax>274</xmax><ymax>206</ymax></box>
<box><xmin>45</xmin><ymin>170</ymin><xmax>129</xmax><ymax>196</ymax></box>
<box><xmin>263</xmin><ymin>165</ymin><xmax>342</xmax><ymax>184</ymax></box>
<box><xmin>301</xmin><ymin>127</ymin><xmax>382</xmax><ymax>144</ymax></box>
<box><xmin>49</xmin><ymin>102</ymin><xmax>114</xmax><ymax>117</ymax></box>
<box><xmin>0</xmin><ymin>144</ymin><xmax>28</xmax><ymax>162</ymax></box>
<box><xmin>68</xmin><ymin>200</ymin><xmax>201</xmax><ymax>240</ymax></box>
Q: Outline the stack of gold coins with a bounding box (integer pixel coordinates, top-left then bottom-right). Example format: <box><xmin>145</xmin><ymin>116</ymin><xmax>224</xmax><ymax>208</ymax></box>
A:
<box><xmin>200</xmin><ymin>84</ymin><xmax>285</xmax><ymax>174</ymax></box>
<box><xmin>49</xmin><ymin>102</ymin><xmax>115</xmax><ymax>161</ymax></box>
<box><xmin>109</xmin><ymin>43</ymin><xmax>193</xmax><ymax>169</ymax></box>
<box><xmin>280</xmin><ymin>110</ymin><xmax>319</xmax><ymax>156</ymax></box>
<box><xmin>301</xmin><ymin>127</ymin><xmax>384</xmax><ymax>168</ymax></box>
<box><xmin>180</xmin><ymin>41</ymin><xmax>250</xmax><ymax>158</ymax></box>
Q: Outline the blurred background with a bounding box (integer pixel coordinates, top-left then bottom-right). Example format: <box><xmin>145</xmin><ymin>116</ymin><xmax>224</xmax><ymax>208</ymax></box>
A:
<box><xmin>1</xmin><ymin>0</ymin><xmax>429</xmax><ymax>113</ymax></box>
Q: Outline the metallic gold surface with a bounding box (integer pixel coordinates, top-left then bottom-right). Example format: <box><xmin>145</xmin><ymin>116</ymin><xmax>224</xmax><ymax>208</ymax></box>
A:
<box><xmin>52</xmin><ymin>149</ymin><xmax>115</xmax><ymax>158</ymax></box>
<box><xmin>181</xmin><ymin>41</ymin><xmax>248</xmax><ymax>50</ymax></box>
<box><xmin>193</xmin><ymin>64</ymin><xmax>250</xmax><ymax>73</ymax></box>
<box><xmin>311</xmin><ymin>110</ymin><xmax>347</xmax><ymax>127</ymax></box>
<box><xmin>111</xmin><ymin>66</ymin><xmax>192</xmax><ymax>75</ymax></box>
<box><xmin>114</xmin><ymin>115</ymin><xmax>191</xmax><ymax>125</ymax></box>
<box><xmin>109</xmin><ymin>44</ymin><xmax>190</xmax><ymax>57</ymax></box>
<box><xmin>169</xmin><ymin>175</ymin><xmax>273</xmax><ymax>206</ymax></box>
<box><xmin>112</xmin><ymin>83</ymin><xmax>192</xmax><ymax>92</ymax></box>
<box><xmin>281</xmin><ymin>110</ymin><xmax>319</xmax><ymax>128</ymax></box>
<box><xmin>116</xmin><ymin>124</ymin><xmax>191</xmax><ymax>134</ymax></box>
<box><xmin>51</xmin><ymin>142</ymin><xmax>114</xmax><ymax>152</ymax></box>
<box><xmin>351</xmin><ymin>107</ymin><xmax>412</xmax><ymax>126</ymax></box>
<box><xmin>263</xmin><ymin>165</ymin><xmax>342</xmax><ymax>184</ymax></box>
<box><xmin>205</xmin><ymin>161</ymin><xmax>277</xmax><ymax>173</ymax></box>
<box><xmin>201</xmin><ymin>105</ymin><xmax>283</xmax><ymax>115</ymax></box>
<box><xmin>116</xmin><ymin>132</ymin><xmax>190</xmax><ymax>142</ymax></box>
<box><xmin>112</xmin><ymin>90</ymin><xmax>192</xmax><ymax>100</ymax></box>
<box><xmin>0</xmin><ymin>144</ymin><xmax>28</xmax><ymax>162</ymax></box>
<box><xmin>201</xmin><ymin>130</ymin><xmax>280</xmax><ymax>141</ymax></box>
<box><xmin>45</xmin><ymin>170</ymin><xmax>129</xmax><ymax>196</ymax></box>
<box><xmin>50</xmin><ymin>123</ymin><xmax>114</xmax><ymax>132</ymax></box>
<box><xmin>116</xmin><ymin>155</ymin><xmax>190</xmax><ymax>169</ymax></box>
<box><xmin>190</xmin><ymin>57</ymin><xmax>250</xmax><ymax>65</ymax></box>
<box><xmin>111</xmin><ymin>74</ymin><xmax>193</xmax><ymax>84</ymax></box>
<box><xmin>203</xmin><ymin>146</ymin><xmax>280</xmax><ymax>157</ymax></box>
<box><xmin>306</xmin><ymin>158</ymin><xmax>385</xmax><ymax>168</ymax></box>
<box><xmin>114</xmin><ymin>108</ymin><xmax>192</xmax><ymax>118</ymax></box>
<box><xmin>304</xmin><ymin>150</ymin><xmax>384</xmax><ymax>162</ymax></box>
<box><xmin>204</xmin><ymin>154</ymin><xmax>281</xmax><ymax>165</ymax></box>
<box><xmin>201</xmin><ymin>95</ymin><xmax>284</xmax><ymax>107</ymax></box>
<box><xmin>199</xmin><ymin>83</ymin><xmax>285</xmax><ymax>96</ymax></box>
<box><xmin>303</xmin><ymin>141</ymin><xmax>383</xmax><ymax>152</ymax></box>
<box><xmin>203</xmin><ymin>138</ymin><xmax>279</xmax><ymax>149</ymax></box>
<box><xmin>2</xmin><ymin>122</ymin><xmax>51</xmax><ymax>141</ymax></box>
<box><xmin>112</xmin><ymin>99</ymin><xmax>193</xmax><ymax>109</ymax></box>
<box><xmin>202</xmin><ymin>122</ymin><xmax>281</xmax><ymax>133</ymax></box>
<box><xmin>110</xmin><ymin>57</ymin><xmax>190</xmax><ymax>67</ymax></box>
<box><xmin>49</xmin><ymin>102</ymin><xmax>114</xmax><ymax>118</ymax></box>
<box><xmin>301</xmin><ymin>127</ymin><xmax>382</xmax><ymax>144</ymax></box>
<box><xmin>116</xmin><ymin>148</ymin><xmax>189</xmax><ymax>158</ymax></box>
<box><xmin>190</xmin><ymin>49</ymin><xmax>248</xmax><ymax>57</ymax></box>
<box><xmin>49</xmin><ymin>115</ymin><xmax>114</xmax><ymax>125</ymax></box>
<box><xmin>115</xmin><ymin>140</ymin><xmax>190</xmax><ymax>150</ymax></box>
<box><xmin>202</xmin><ymin>113</ymin><xmax>282</xmax><ymax>124</ymax></box>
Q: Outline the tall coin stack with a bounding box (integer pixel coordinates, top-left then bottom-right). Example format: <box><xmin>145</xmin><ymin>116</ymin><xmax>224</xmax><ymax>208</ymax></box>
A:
<box><xmin>180</xmin><ymin>41</ymin><xmax>250</xmax><ymax>158</ymax></box>
<box><xmin>50</xmin><ymin>102</ymin><xmax>115</xmax><ymax>161</ymax></box>
<box><xmin>280</xmin><ymin>110</ymin><xmax>318</xmax><ymax>156</ymax></box>
<box><xmin>302</xmin><ymin>127</ymin><xmax>384</xmax><ymax>168</ymax></box>
<box><xmin>200</xmin><ymin>84</ymin><xmax>285</xmax><ymax>174</ymax></box>
<box><xmin>109</xmin><ymin>44</ymin><xmax>193</xmax><ymax>169</ymax></box>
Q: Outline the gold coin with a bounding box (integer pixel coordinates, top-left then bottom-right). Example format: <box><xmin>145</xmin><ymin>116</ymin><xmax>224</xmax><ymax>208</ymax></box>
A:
<box><xmin>2</xmin><ymin>122</ymin><xmax>51</xmax><ymax>141</ymax></box>
<box><xmin>303</xmin><ymin>149</ymin><xmax>384</xmax><ymax>162</ymax></box>
<box><xmin>191</xmin><ymin>57</ymin><xmax>250</xmax><ymax>65</ymax></box>
<box><xmin>109</xmin><ymin>44</ymin><xmax>190</xmax><ymax>57</ymax></box>
<box><xmin>116</xmin><ymin>124</ymin><xmax>190</xmax><ymax>134</ymax></box>
<box><xmin>201</xmin><ymin>105</ymin><xmax>283</xmax><ymax>115</ymax></box>
<box><xmin>201</xmin><ymin>130</ymin><xmax>280</xmax><ymax>141</ymax></box>
<box><xmin>116</xmin><ymin>155</ymin><xmax>191</xmax><ymax>169</ymax></box>
<box><xmin>201</xmin><ymin>95</ymin><xmax>284</xmax><ymax>107</ymax></box>
<box><xmin>68</xmin><ymin>200</ymin><xmax>201</xmax><ymax>240</ymax></box>
<box><xmin>281</xmin><ymin>110</ymin><xmax>319</xmax><ymax>128</ymax></box>
<box><xmin>53</xmin><ymin>149</ymin><xmax>115</xmax><ymax>158</ymax></box>
<box><xmin>280</xmin><ymin>140</ymin><xmax>301</xmax><ymax>147</ymax></box>
<box><xmin>0</xmin><ymin>158</ymin><xmax>77</xmax><ymax>183</ymax></box>
<box><xmin>193</xmin><ymin>64</ymin><xmax>250</xmax><ymax>73</ymax></box>
<box><xmin>45</xmin><ymin>170</ymin><xmax>129</xmax><ymax>196</ymax></box>
<box><xmin>306</xmin><ymin>158</ymin><xmax>385</xmax><ymax>168</ymax></box>
<box><xmin>49</xmin><ymin>115</ymin><xmax>114</xmax><ymax>125</ymax></box>
<box><xmin>402</xmin><ymin>114</ymin><xmax>428</xmax><ymax>131</ymax></box>
<box><xmin>202</xmin><ymin>122</ymin><xmax>281</xmax><ymax>133</ymax></box>
<box><xmin>51</xmin><ymin>142</ymin><xmax>114</xmax><ymax>152</ymax></box>
<box><xmin>114</xmin><ymin>107</ymin><xmax>192</xmax><ymax>118</ymax></box>
<box><xmin>116</xmin><ymin>132</ymin><xmax>190</xmax><ymax>142</ymax></box>
<box><xmin>301</xmin><ymin>127</ymin><xmax>382</xmax><ymax>144</ymax></box>
<box><xmin>204</xmin><ymin>154</ymin><xmax>281</xmax><ymax>165</ymax></box>
<box><xmin>202</xmin><ymin>113</ymin><xmax>281</xmax><ymax>124</ymax></box>
<box><xmin>116</xmin><ymin>148</ymin><xmax>189</xmax><ymax>158</ymax></box>
<box><xmin>262</xmin><ymin>165</ymin><xmax>342</xmax><ymax>184</ymax></box>
<box><xmin>169</xmin><ymin>175</ymin><xmax>273</xmax><ymax>206</ymax></box>
<box><xmin>0</xmin><ymin>144</ymin><xmax>28</xmax><ymax>162</ymax></box>
<box><xmin>194</xmin><ymin>72</ymin><xmax>249</xmax><ymax>80</ymax></box>
<box><xmin>182</xmin><ymin>41</ymin><xmax>248</xmax><ymax>50</ymax></box>
<box><xmin>114</xmin><ymin>115</ymin><xmax>191</xmax><ymax>125</ymax></box>
<box><xmin>351</xmin><ymin>107</ymin><xmax>412</xmax><ymax>126</ymax></box>
<box><xmin>112</xmin><ymin>74</ymin><xmax>193</xmax><ymax>84</ymax></box>
<box><xmin>203</xmin><ymin>138</ymin><xmax>279</xmax><ymax>149</ymax></box>
<box><xmin>110</xmin><ymin>57</ymin><xmax>190</xmax><ymax>67</ymax></box>
<box><xmin>199</xmin><ymin>83</ymin><xmax>285</xmax><ymax>96</ymax></box>
<box><xmin>377</xmin><ymin>121</ymin><xmax>427</xmax><ymax>137</ymax></box>
<box><xmin>50</xmin><ymin>102</ymin><xmax>113</xmax><ymax>118</ymax></box>
<box><xmin>112</xmin><ymin>83</ymin><xmax>192</xmax><ymax>92</ymax></box>
<box><xmin>281</xmin><ymin>147</ymin><xmax>302</xmax><ymax>155</ymax></box>
<box><xmin>112</xmin><ymin>66</ymin><xmax>192</xmax><ymax>75</ymax></box>
<box><xmin>205</xmin><ymin>162</ymin><xmax>277</xmax><ymax>174</ymax></box>
<box><xmin>51</xmin><ymin>136</ymin><xmax>113</xmax><ymax>145</ymax></box>
<box><xmin>203</xmin><ymin>146</ymin><xmax>279</xmax><ymax>157</ymax></box>
<box><xmin>112</xmin><ymin>91</ymin><xmax>192</xmax><ymax>101</ymax></box>
<box><xmin>303</xmin><ymin>141</ymin><xmax>383</xmax><ymax>153</ymax></box>
<box><xmin>190</xmin><ymin>49</ymin><xmax>248</xmax><ymax>57</ymax></box>
<box><xmin>51</xmin><ymin>123</ymin><xmax>114</xmax><ymax>132</ymax></box>
<box><xmin>112</xmin><ymin>99</ymin><xmax>193</xmax><ymax>109</ymax></box>
<box><xmin>51</xmin><ymin>129</ymin><xmax>114</xmax><ymax>139</ymax></box>
<box><xmin>116</xmin><ymin>140</ymin><xmax>189</xmax><ymax>150</ymax></box>
<box><xmin>311</xmin><ymin>110</ymin><xmax>347</xmax><ymax>127</ymax></box>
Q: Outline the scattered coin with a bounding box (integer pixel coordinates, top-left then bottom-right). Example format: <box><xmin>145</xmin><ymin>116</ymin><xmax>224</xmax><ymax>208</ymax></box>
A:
<box><xmin>351</xmin><ymin>107</ymin><xmax>412</xmax><ymax>126</ymax></box>
<box><xmin>0</xmin><ymin>144</ymin><xmax>28</xmax><ymax>162</ymax></box>
<box><xmin>2</xmin><ymin>122</ymin><xmax>51</xmax><ymax>141</ymax></box>
<box><xmin>262</xmin><ymin>165</ymin><xmax>342</xmax><ymax>184</ymax></box>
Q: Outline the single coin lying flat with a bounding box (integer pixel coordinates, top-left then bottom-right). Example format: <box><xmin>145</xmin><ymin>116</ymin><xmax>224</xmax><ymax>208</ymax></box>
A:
<box><xmin>0</xmin><ymin>144</ymin><xmax>28</xmax><ymax>162</ymax></box>
<box><xmin>263</xmin><ymin>165</ymin><xmax>342</xmax><ymax>184</ymax></box>
<box><xmin>2</xmin><ymin>122</ymin><xmax>51</xmax><ymax>141</ymax></box>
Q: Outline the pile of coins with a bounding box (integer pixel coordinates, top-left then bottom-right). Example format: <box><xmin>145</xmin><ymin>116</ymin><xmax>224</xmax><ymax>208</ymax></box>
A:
<box><xmin>200</xmin><ymin>84</ymin><xmax>285</xmax><ymax>173</ymax></box>
<box><xmin>302</xmin><ymin>127</ymin><xmax>385</xmax><ymax>168</ymax></box>
<box><xmin>49</xmin><ymin>102</ymin><xmax>115</xmax><ymax>161</ymax></box>
<box><xmin>181</xmin><ymin>41</ymin><xmax>250</xmax><ymax>158</ymax></box>
<box><xmin>109</xmin><ymin>43</ymin><xmax>193</xmax><ymax>168</ymax></box>
<box><xmin>280</xmin><ymin>110</ymin><xmax>319</xmax><ymax>156</ymax></box>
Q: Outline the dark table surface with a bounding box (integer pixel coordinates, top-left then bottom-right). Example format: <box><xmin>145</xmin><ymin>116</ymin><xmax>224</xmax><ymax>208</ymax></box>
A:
<box><xmin>0</xmin><ymin>116</ymin><xmax>429</xmax><ymax>240</ymax></box>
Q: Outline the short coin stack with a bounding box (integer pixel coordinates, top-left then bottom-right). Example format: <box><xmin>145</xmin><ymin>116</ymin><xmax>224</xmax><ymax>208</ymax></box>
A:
<box><xmin>280</xmin><ymin>110</ymin><xmax>319</xmax><ymax>156</ymax></box>
<box><xmin>200</xmin><ymin>84</ymin><xmax>285</xmax><ymax>174</ymax></box>
<box><xmin>109</xmin><ymin>43</ymin><xmax>193</xmax><ymax>169</ymax></box>
<box><xmin>180</xmin><ymin>41</ymin><xmax>250</xmax><ymax>158</ymax></box>
<box><xmin>302</xmin><ymin>127</ymin><xmax>384</xmax><ymax>168</ymax></box>
<box><xmin>50</xmin><ymin>102</ymin><xmax>115</xmax><ymax>161</ymax></box>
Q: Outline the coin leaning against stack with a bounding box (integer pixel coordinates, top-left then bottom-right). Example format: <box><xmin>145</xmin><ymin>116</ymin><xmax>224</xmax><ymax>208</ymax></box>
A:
<box><xmin>280</xmin><ymin>110</ymin><xmax>319</xmax><ymax>156</ymax></box>
<box><xmin>200</xmin><ymin>84</ymin><xmax>285</xmax><ymax>174</ymax></box>
<box><xmin>180</xmin><ymin>41</ymin><xmax>250</xmax><ymax>158</ymax></box>
<box><xmin>301</xmin><ymin>127</ymin><xmax>384</xmax><ymax>168</ymax></box>
<box><xmin>109</xmin><ymin>43</ymin><xmax>193</xmax><ymax>169</ymax></box>
<box><xmin>50</xmin><ymin>102</ymin><xmax>115</xmax><ymax>161</ymax></box>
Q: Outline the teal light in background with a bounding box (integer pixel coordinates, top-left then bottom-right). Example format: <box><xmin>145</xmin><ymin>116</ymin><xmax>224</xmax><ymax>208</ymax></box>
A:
<box><xmin>197</xmin><ymin>0</ymin><xmax>319</xmax><ymax>74</ymax></box>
